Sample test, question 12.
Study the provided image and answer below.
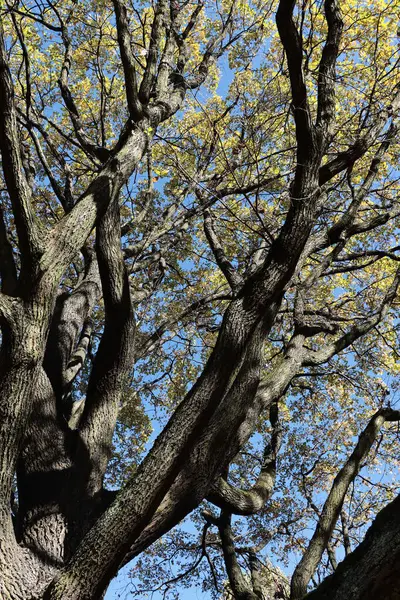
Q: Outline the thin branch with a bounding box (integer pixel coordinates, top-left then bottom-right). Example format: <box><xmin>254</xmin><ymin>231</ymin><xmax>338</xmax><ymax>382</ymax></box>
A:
<box><xmin>203</xmin><ymin>207</ymin><xmax>243</xmax><ymax>292</ymax></box>
<box><xmin>57</xmin><ymin>16</ymin><xmax>110</xmax><ymax>162</ymax></box>
<box><xmin>304</xmin><ymin>264</ymin><xmax>400</xmax><ymax>366</ymax></box>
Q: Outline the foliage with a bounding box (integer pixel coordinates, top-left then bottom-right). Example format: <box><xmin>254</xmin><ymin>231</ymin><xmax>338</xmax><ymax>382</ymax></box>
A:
<box><xmin>0</xmin><ymin>0</ymin><xmax>400</xmax><ymax>598</ymax></box>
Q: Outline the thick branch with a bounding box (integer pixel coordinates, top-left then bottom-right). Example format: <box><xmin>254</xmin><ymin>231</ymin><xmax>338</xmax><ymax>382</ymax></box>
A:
<box><xmin>78</xmin><ymin>193</ymin><xmax>135</xmax><ymax>497</ymax></box>
<box><xmin>43</xmin><ymin>254</ymin><xmax>101</xmax><ymax>402</ymax></box>
<box><xmin>315</xmin><ymin>0</ymin><xmax>343</xmax><ymax>140</ymax></box>
<box><xmin>0</xmin><ymin>23</ymin><xmax>43</xmax><ymax>275</ymax></box>
<box><xmin>291</xmin><ymin>407</ymin><xmax>400</xmax><ymax>599</ymax></box>
<box><xmin>113</xmin><ymin>248</ymin><xmax>400</xmax><ymax>570</ymax></box>
<box><xmin>139</xmin><ymin>0</ymin><xmax>167</xmax><ymax>104</ymax></box>
<box><xmin>276</xmin><ymin>0</ymin><xmax>316</xmax><ymax>172</ymax></box>
<box><xmin>207</xmin><ymin>403</ymin><xmax>282</xmax><ymax>515</ymax></box>
<box><xmin>113</xmin><ymin>0</ymin><xmax>143</xmax><ymax>120</ymax></box>
<box><xmin>0</xmin><ymin>204</ymin><xmax>17</xmax><ymax>294</ymax></box>
<box><xmin>218</xmin><ymin>511</ymin><xmax>259</xmax><ymax>600</ymax></box>
<box><xmin>304</xmin><ymin>493</ymin><xmax>400</xmax><ymax>600</ymax></box>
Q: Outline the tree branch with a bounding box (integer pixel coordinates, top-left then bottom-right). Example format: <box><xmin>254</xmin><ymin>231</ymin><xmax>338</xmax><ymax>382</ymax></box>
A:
<box><xmin>43</xmin><ymin>252</ymin><xmax>101</xmax><ymax>403</ymax></box>
<box><xmin>304</xmin><ymin>492</ymin><xmax>400</xmax><ymax>600</ymax></box>
<box><xmin>303</xmin><ymin>264</ymin><xmax>400</xmax><ymax>366</ymax></box>
<box><xmin>319</xmin><ymin>86</ymin><xmax>400</xmax><ymax>185</ymax></box>
<box><xmin>218</xmin><ymin>511</ymin><xmax>259</xmax><ymax>600</ymax></box>
<box><xmin>113</xmin><ymin>0</ymin><xmax>144</xmax><ymax>121</ymax></box>
<box><xmin>276</xmin><ymin>0</ymin><xmax>316</xmax><ymax>171</ymax></box>
<box><xmin>291</xmin><ymin>407</ymin><xmax>400</xmax><ymax>599</ymax></box>
<box><xmin>203</xmin><ymin>208</ymin><xmax>243</xmax><ymax>292</ymax></box>
<box><xmin>139</xmin><ymin>0</ymin><xmax>168</xmax><ymax>104</ymax></box>
<box><xmin>315</xmin><ymin>0</ymin><xmax>343</xmax><ymax>141</ymax></box>
<box><xmin>136</xmin><ymin>289</ymin><xmax>231</xmax><ymax>359</ymax></box>
<box><xmin>0</xmin><ymin>203</ymin><xmax>17</xmax><ymax>294</ymax></box>
<box><xmin>207</xmin><ymin>403</ymin><xmax>282</xmax><ymax>515</ymax></box>
<box><xmin>0</xmin><ymin>22</ymin><xmax>43</xmax><ymax>275</ymax></box>
<box><xmin>78</xmin><ymin>193</ymin><xmax>135</xmax><ymax>497</ymax></box>
<box><xmin>57</xmin><ymin>18</ymin><xmax>110</xmax><ymax>163</ymax></box>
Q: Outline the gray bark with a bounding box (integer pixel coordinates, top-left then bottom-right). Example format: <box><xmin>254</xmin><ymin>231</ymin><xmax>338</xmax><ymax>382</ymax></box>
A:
<box><xmin>0</xmin><ymin>1</ymin><xmax>399</xmax><ymax>599</ymax></box>
<box><xmin>304</xmin><ymin>494</ymin><xmax>400</xmax><ymax>600</ymax></box>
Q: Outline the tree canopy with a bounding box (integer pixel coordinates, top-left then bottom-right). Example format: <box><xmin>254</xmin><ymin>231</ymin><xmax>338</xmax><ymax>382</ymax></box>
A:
<box><xmin>0</xmin><ymin>0</ymin><xmax>400</xmax><ymax>598</ymax></box>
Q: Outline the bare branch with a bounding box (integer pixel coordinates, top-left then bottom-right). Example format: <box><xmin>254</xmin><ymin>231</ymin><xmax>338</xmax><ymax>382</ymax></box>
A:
<box><xmin>203</xmin><ymin>208</ymin><xmax>243</xmax><ymax>292</ymax></box>
<box><xmin>291</xmin><ymin>408</ymin><xmax>400</xmax><ymax>599</ymax></box>
<box><xmin>0</xmin><ymin>22</ymin><xmax>43</xmax><ymax>274</ymax></box>
<box><xmin>319</xmin><ymin>86</ymin><xmax>400</xmax><ymax>185</ymax></box>
<box><xmin>136</xmin><ymin>289</ymin><xmax>231</xmax><ymax>359</ymax></box>
<box><xmin>207</xmin><ymin>403</ymin><xmax>282</xmax><ymax>515</ymax></box>
<box><xmin>113</xmin><ymin>0</ymin><xmax>144</xmax><ymax>121</ymax></box>
<box><xmin>304</xmin><ymin>264</ymin><xmax>400</xmax><ymax>366</ymax></box>
<box><xmin>218</xmin><ymin>511</ymin><xmax>259</xmax><ymax>600</ymax></box>
<box><xmin>57</xmin><ymin>18</ymin><xmax>110</xmax><ymax>162</ymax></box>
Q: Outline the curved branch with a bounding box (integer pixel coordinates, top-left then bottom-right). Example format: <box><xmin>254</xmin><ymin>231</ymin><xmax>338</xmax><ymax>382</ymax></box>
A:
<box><xmin>62</xmin><ymin>317</ymin><xmax>93</xmax><ymax>390</ymax></box>
<box><xmin>207</xmin><ymin>403</ymin><xmax>282</xmax><ymax>515</ymax></box>
<box><xmin>43</xmin><ymin>253</ymin><xmax>101</xmax><ymax>402</ymax></box>
<box><xmin>276</xmin><ymin>0</ymin><xmax>316</xmax><ymax>173</ymax></box>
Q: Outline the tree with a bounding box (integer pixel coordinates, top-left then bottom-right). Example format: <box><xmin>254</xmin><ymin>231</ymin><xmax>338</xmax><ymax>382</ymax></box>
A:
<box><xmin>0</xmin><ymin>0</ymin><xmax>399</xmax><ymax>598</ymax></box>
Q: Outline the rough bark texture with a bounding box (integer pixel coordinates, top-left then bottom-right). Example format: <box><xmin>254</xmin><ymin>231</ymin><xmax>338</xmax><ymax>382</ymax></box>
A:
<box><xmin>305</xmin><ymin>495</ymin><xmax>400</xmax><ymax>600</ymax></box>
<box><xmin>1</xmin><ymin>0</ymin><xmax>400</xmax><ymax>599</ymax></box>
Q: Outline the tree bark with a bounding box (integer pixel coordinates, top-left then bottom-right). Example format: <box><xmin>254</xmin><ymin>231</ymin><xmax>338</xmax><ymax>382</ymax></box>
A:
<box><xmin>304</xmin><ymin>494</ymin><xmax>400</xmax><ymax>600</ymax></box>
